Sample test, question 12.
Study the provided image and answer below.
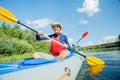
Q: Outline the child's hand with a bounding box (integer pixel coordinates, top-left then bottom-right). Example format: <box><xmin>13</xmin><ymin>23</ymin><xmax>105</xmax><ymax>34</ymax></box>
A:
<box><xmin>38</xmin><ymin>30</ymin><xmax>43</xmax><ymax>36</ymax></box>
<box><xmin>63</xmin><ymin>43</ymin><xmax>68</xmax><ymax>48</ymax></box>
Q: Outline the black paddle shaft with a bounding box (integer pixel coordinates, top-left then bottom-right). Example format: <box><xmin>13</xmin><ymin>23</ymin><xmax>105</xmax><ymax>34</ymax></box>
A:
<box><xmin>67</xmin><ymin>48</ymin><xmax>86</xmax><ymax>58</ymax></box>
<box><xmin>76</xmin><ymin>38</ymin><xmax>82</xmax><ymax>44</ymax></box>
<box><xmin>17</xmin><ymin>21</ymin><xmax>38</xmax><ymax>33</ymax></box>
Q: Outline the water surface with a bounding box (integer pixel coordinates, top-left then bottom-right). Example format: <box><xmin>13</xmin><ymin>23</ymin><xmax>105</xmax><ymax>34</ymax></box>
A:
<box><xmin>76</xmin><ymin>50</ymin><xmax>120</xmax><ymax>80</ymax></box>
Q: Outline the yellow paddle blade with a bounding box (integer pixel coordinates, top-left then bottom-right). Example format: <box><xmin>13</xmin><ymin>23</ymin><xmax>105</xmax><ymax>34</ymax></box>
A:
<box><xmin>0</xmin><ymin>6</ymin><xmax>18</xmax><ymax>22</ymax></box>
<box><xmin>86</xmin><ymin>56</ymin><xmax>105</xmax><ymax>66</ymax></box>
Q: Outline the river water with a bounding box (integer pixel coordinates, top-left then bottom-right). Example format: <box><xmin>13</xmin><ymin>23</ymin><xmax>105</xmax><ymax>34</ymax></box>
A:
<box><xmin>76</xmin><ymin>50</ymin><xmax>120</xmax><ymax>80</ymax></box>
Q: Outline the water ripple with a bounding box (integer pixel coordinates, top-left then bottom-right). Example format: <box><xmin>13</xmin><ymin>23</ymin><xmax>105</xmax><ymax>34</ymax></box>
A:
<box><xmin>76</xmin><ymin>50</ymin><xmax>120</xmax><ymax>80</ymax></box>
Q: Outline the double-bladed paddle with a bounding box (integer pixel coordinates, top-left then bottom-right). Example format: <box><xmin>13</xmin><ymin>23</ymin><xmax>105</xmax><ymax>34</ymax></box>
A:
<box><xmin>0</xmin><ymin>6</ymin><xmax>105</xmax><ymax>66</ymax></box>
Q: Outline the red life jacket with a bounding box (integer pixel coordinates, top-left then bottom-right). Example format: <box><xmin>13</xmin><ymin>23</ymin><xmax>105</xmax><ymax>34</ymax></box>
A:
<box><xmin>50</xmin><ymin>34</ymin><xmax>65</xmax><ymax>55</ymax></box>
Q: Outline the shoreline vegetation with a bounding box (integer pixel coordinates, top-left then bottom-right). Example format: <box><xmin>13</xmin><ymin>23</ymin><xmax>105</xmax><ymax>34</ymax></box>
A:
<box><xmin>0</xmin><ymin>23</ymin><xmax>120</xmax><ymax>62</ymax></box>
<box><xmin>81</xmin><ymin>41</ymin><xmax>120</xmax><ymax>52</ymax></box>
<box><xmin>0</xmin><ymin>23</ymin><xmax>50</xmax><ymax>63</ymax></box>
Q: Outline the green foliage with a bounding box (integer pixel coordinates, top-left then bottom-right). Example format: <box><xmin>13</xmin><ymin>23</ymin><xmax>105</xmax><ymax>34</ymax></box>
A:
<box><xmin>0</xmin><ymin>37</ymin><xmax>33</xmax><ymax>55</ymax></box>
<box><xmin>0</xmin><ymin>23</ymin><xmax>27</xmax><ymax>40</ymax></box>
<box><xmin>9</xmin><ymin>25</ymin><xmax>26</xmax><ymax>39</ymax></box>
<box><xmin>81</xmin><ymin>41</ymin><xmax>120</xmax><ymax>52</ymax></box>
<box><xmin>25</xmin><ymin>31</ymin><xmax>36</xmax><ymax>43</ymax></box>
<box><xmin>0</xmin><ymin>53</ymin><xmax>33</xmax><ymax>62</ymax></box>
<box><xmin>11</xmin><ymin>38</ymin><xmax>33</xmax><ymax>54</ymax></box>
<box><xmin>0</xmin><ymin>22</ymin><xmax>10</xmax><ymax>35</ymax></box>
<box><xmin>0</xmin><ymin>38</ymin><xmax>15</xmax><ymax>56</ymax></box>
<box><xmin>0</xmin><ymin>22</ymin><xmax>50</xmax><ymax>59</ymax></box>
<box><xmin>32</xmin><ymin>41</ymin><xmax>50</xmax><ymax>53</ymax></box>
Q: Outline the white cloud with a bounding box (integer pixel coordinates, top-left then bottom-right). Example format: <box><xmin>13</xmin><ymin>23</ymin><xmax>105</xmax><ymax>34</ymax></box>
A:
<box><xmin>26</xmin><ymin>18</ymin><xmax>53</xmax><ymax>30</ymax></box>
<box><xmin>102</xmin><ymin>36</ymin><xmax>118</xmax><ymax>43</ymax></box>
<box><xmin>68</xmin><ymin>38</ymin><xmax>74</xmax><ymax>43</ymax></box>
<box><xmin>79</xmin><ymin>19</ymin><xmax>88</xmax><ymax>24</ymax></box>
<box><xmin>77</xmin><ymin>0</ymin><xmax>100</xmax><ymax>16</ymax></box>
<box><xmin>20</xmin><ymin>25</ymin><xmax>26</xmax><ymax>30</ymax></box>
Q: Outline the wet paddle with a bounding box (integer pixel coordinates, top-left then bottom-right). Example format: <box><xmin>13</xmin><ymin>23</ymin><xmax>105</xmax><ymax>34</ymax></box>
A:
<box><xmin>0</xmin><ymin>6</ymin><xmax>105</xmax><ymax>66</ymax></box>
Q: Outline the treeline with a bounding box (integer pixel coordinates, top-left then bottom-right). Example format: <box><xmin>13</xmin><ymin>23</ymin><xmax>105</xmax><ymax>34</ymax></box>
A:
<box><xmin>0</xmin><ymin>23</ymin><xmax>50</xmax><ymax>56</ymax></box>
<box><xmin>81</xmin><ymin>41</ymin><xmax>120</xmax><ymax>52</ymax></box>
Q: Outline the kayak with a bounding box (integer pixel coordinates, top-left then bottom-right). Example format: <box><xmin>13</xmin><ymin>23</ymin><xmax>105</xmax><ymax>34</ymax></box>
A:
<box><xmin>0</xmin><ymin>51</ymin><xmax>84</xmax><ymax>80</ymax></box>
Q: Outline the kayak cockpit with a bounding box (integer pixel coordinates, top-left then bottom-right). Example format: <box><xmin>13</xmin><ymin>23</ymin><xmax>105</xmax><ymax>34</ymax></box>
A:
<box><xmin>0</xmin><ymin>50</ymin><xmax>75</xmax><ymax>75</ymax></box>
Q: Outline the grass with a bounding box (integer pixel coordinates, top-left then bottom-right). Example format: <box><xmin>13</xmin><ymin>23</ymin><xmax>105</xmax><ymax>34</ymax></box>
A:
<box><xmin>0</xmin><ymin>53</ymin><xmax>33</xmax><ymax>63</ymax></box>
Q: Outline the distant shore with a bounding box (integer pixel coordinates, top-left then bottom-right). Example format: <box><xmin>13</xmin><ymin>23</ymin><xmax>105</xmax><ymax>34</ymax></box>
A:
<box><xmin>80</xmin><ymin>41</ymin><xmax>120</xmax><ymax>52</ymax></box>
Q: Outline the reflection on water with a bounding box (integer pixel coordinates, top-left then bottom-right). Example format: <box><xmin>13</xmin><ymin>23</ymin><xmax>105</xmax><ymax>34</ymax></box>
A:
<box><xmin>76</xmin><ymin>50</ymin><xmax>120</xmax><ymax>80</ymax></box>
<box><xmin>88</xmin><ymin>65</ymin><xmax>105</xmax><ymax>80</ymax></box>
<box><xmin>88</xmin><ymin>65</ymin><xmax>105</xmax><ymax>76</ymax></box>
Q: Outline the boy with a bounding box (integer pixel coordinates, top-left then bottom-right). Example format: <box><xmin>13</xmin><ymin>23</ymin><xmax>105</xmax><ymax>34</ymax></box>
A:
<box><xmin>33</xmin><ymin>22</ymin><xmax>71</xmax><ymax>60</ymax></box>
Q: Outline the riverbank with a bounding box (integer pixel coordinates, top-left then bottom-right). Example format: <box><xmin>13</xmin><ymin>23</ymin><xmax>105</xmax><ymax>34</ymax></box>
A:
<box><xmin>81</xmin><ymin>41</ymin><xmax>120</xmax><ymax>52</ymax></box>
<box><xmin>0</xmin><ymin>53</ymin><xmax>33</xmax><ymax>63</ymax></box>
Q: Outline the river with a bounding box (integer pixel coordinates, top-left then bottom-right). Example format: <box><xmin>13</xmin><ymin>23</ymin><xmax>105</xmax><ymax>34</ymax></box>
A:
<box><xmin>76</xmin><ymin>50</ymin><xmax>120</xmax><ymax>80</ymax></box>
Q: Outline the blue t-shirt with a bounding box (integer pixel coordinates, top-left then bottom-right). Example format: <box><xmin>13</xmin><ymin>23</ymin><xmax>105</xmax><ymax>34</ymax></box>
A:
<box><xmin>36</xmin><ymin>33</ymin><xmax>71</xmax><ymax>49</ymax></box>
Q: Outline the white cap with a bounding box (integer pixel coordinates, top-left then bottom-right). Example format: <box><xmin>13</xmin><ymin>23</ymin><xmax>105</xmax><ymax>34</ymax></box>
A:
<box><xmin>51</xmin><ymin>22</ymin><xmax>62</xmax><ymax>29</ymax></box>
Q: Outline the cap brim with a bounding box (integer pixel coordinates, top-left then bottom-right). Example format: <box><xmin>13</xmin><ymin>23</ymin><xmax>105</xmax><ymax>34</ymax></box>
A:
<box><xmin>51</xmin><ymin>24</ymin><xmax>62</xmax><ymax>29</ymax></box>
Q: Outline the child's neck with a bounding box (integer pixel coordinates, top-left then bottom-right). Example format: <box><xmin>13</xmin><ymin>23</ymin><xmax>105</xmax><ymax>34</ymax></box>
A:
<box><xmin>55</xmin><ymin>32</ymin><xmax>61</xmax><ymax>34</ymax></box>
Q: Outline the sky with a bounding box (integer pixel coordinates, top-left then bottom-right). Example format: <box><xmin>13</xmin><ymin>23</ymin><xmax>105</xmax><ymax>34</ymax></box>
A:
<box><xmin>0</xmin><ymin>0</ymin><xmax>120</xmax><ymax>47</ymax></box>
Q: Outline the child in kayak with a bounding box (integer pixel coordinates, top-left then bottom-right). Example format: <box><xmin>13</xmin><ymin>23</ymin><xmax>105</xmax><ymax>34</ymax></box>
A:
<box><xmin>33</xmin><ymin>22</ymin><xmax>71</xmax><ymax>60</ymax></box>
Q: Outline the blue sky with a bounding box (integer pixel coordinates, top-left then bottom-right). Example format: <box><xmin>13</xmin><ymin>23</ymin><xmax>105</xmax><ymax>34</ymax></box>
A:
<box><xmin>0</xmin><ymin>0</ymin><xmax>120</xmax><ymax>46</ymax></box>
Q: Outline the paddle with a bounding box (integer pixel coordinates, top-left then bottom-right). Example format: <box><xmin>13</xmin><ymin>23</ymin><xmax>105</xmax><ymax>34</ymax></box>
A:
<box><xmin>72</xmin><ymin>32</ymin><xmax>88</xmax><ymax>51</ymax></box>
<box><xmin>0</xmin><ymin>6</ymin><xmax>105</xmax><ymax>66</ymax></box>
<box><xmin>76</xmin><ymin>32</ymin><xmax>88</xmax><ymax>44</ymax></box>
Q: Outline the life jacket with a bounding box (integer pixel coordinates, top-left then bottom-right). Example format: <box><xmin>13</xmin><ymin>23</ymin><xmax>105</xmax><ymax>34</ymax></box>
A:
<box><xmin>50</xmin><ymin>34</ymin><xmax>65</xmax><ymax>55</ymax></box>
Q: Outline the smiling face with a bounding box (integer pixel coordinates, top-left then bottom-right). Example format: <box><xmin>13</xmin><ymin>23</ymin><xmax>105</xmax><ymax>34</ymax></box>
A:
<box><xmin>52</xmin><ymin>25</ymin><xmax>61</xmax><ymax>34</ymax></box>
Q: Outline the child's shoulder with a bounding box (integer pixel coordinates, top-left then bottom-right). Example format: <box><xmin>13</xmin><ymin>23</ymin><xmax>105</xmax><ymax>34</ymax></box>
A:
<box><xmin>61</xmin><ymin>33</ymin><xmax>66</xmax><ymax>36</ymax></box>
<box><xmin>61</xmin><ymin>33</ymin><xmax>67</xmax><ymax>38</ymax></box>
